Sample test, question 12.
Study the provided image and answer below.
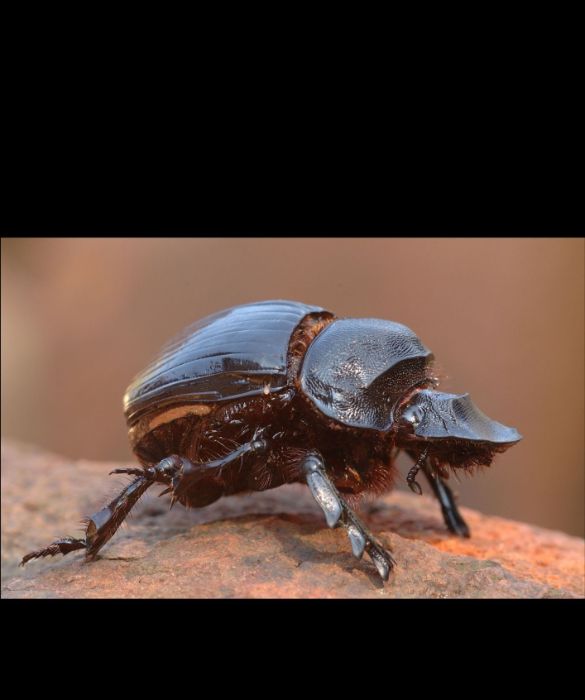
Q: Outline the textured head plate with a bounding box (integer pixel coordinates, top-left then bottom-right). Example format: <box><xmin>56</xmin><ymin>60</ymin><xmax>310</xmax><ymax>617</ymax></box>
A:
<box><xmin>402</xmin><ymin>389</ymin><xmax>522</xmax><ymax>443</ymax></box>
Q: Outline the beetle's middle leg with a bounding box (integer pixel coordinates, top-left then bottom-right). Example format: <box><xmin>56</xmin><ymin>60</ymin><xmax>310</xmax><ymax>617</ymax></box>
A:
<box><xmin>302</xmin><ymin>452</ymin><xmax>395</xmax><ymax>581</ymax></box>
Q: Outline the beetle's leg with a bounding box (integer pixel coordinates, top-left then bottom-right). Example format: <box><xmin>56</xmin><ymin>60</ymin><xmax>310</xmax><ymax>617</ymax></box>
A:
<box><xmin>20</xmin><ymin>476</ymin><xmax>153</xmax><ymax>565</ymax></box>
<box><xmin>422</xmin><ymin>460</ymin><xmax>470</xmax><ymax>538</ymax></box>
<box><xmin>301</xmin><ymin>452</ymin><xmax>395</xmax><ymax>582</ymax></box>
<box><xmin>20</xmin><ymin>456</ymin><xmax>184</xmax><ymax>566</ymax></box>
<box><xmin>109</xmin><ymin>454</ymin><xmax>184</xmax><ymax>485</ymax></box>
<box><xmin>406</xmin><ymin>446</ymin><xmax>429</xmax><ymax>495</ymax></box>
<box><xmin>169</xmin><ymin>437</ymin><xmax>269</xmax><ymax>504</ymax></box>
<box><xmin>21</xmin><ymin>537</ymin><xmax>87</xmax><ymax>565</ymax></box>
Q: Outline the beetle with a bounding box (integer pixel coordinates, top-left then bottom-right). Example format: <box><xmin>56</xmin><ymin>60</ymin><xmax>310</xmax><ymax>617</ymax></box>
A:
<box><xmin>22</xmin><ymin>300</ymin><xmax>522</xmax><ymax>581</ymax></box>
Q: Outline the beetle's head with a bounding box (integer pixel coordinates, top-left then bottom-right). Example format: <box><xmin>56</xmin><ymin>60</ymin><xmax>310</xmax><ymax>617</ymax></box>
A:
<box><xmin>395</xmin><ymin>389</ymin><xmax>522</xmax><ymax>472</ymax></box>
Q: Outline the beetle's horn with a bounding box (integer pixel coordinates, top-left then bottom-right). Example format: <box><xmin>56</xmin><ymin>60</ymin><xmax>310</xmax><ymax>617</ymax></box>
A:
<box><xmin>407</xmin><ymin>390</ymin><xmax>522</xmax><ymax>444</ymax></box>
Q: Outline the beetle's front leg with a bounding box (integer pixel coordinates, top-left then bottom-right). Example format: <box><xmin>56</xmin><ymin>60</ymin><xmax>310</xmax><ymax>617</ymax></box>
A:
<box><xmin>404</xmin><ymin>450</ymin><xmax>471</xmax><ymax>538</ymax></box>
<box><xmin>302</xmin><ymin>452</ymin><xmax>395</xmax><ymax>581</ymax></box>
<box><xmin>422</xmin><ymin>460</ymin><xmax>470</xmax><ymax>538</ymax></box>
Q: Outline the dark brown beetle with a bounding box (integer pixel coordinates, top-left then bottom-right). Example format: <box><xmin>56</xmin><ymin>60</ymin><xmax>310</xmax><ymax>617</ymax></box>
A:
<box><xmin>22</xmin><ymin>300</ymin><xmax>522</xmax><ymax>581</ymax></box>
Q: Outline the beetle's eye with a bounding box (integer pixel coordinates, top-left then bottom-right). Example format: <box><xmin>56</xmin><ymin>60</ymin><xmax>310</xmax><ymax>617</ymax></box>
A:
<box><xmin>400</xmin><ymin>404</ymin><xmax>423</xmax><ymax>428</ymax></box>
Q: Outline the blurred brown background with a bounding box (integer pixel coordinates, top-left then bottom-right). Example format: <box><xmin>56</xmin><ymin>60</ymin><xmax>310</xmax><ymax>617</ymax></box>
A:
<box><xmin>2</xmin><ymin>237</ymin><xmax>584</xmax><ymax>537</ymax></box>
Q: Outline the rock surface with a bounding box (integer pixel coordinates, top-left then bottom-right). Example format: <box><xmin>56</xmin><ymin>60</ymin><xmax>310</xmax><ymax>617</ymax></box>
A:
<box><xmin>2</xmin><ymin>440</ymin><xmax>583</xmax><ymax>598</ymax></box>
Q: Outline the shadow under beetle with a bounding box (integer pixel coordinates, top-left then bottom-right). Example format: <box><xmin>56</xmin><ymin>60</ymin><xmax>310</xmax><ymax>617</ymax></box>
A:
<box><xmin>22</xmin><ymin>300</ymin><xmax>522</xmax><ymax>581</ymax></box>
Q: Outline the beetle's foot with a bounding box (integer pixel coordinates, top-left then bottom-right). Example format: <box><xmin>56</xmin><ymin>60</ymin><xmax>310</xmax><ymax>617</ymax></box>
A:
<box><xmin>421</xmin><ymin>461</ymin><xmax>472</xmax><ymax>538</ymax></box>
<box><xmin>365</xmin><ymin>539</ymin><xmax>395</xmax><ymax>581</ymax></box>
<box><xmin>408</xmin><ymin>480</ymin><xmax>423</xmax><ymax>496</ymax></box>
<box><xmin>302</xmin><ymin>453</ymin><xmax>395</xmax><ymax>582</ymax></box>
<box><xmin>110</xmin><ymin>467</ymin><xmax>144</xmax><ymax>477</ymax></box>
<box><xmin>21</xmin><ymin>537</ymin><xmax>87</xmax><ymax>566</ymax></box>
<box><xmin>443</xmin><ymin>507</ymin><xmax>471</xmax><ymax>538</ymax></box>
<box><xmin>407</xmin><ymin>467</ymin><xmax>424</xmax><ymax>495</ymax></box>
<box><xmin>343</xmin><ymin>509</ymin><xmax>395</xmax><ymax>581</ymax></box>
<box><xmin>406</xmin><ymin>448</ymin><xmax>429</xmax><ymax>496</ymax></box>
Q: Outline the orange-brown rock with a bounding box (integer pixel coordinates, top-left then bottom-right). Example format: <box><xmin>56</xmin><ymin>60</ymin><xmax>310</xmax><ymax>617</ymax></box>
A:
<box><xmin>2</xmin><ymin>440</ymin><xmax>583</xmax><ymax>598</ymax></box>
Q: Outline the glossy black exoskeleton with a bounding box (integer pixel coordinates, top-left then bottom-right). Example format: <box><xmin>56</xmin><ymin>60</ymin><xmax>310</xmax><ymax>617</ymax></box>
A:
<box><xmin>22</xmin><ymin>300</ymin><xmax>522</xmax><ymax>581</ymax></box>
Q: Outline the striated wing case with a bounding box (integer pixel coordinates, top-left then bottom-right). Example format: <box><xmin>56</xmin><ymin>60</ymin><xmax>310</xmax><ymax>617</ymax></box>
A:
<box><xmin>124</xmin><ymin>300</ymin><xmax>324</xmax><ymax>426</ymax></box>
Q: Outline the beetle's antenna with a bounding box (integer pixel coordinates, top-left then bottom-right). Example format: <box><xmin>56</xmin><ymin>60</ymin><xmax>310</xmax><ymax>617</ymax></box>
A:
<box><xmin>406</xmin><ymin>447</ymin><xmax>429</xmax><ymax>495</ymax></box>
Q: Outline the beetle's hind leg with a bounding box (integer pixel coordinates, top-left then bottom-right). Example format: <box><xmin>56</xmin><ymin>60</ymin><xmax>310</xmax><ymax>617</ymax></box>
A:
<box><xmin>21</xmin><ymin>537</ymin><xmax>87</xmax><ymax>565</ymax></box>
<box><xmin>20</xmin><ymin>476</ymin><xmax>153</xmax><ymax>565</ymax></box>
<box><xmin>166</xmin><ymin>435</ymin><xmax>270</xmax><ymax>506</ymax></box>
<box><xmin>422</xmin><ymin>460</ymin><xmax>470</xmax><ymax>538</ymax></box>
<box><xmin>20</xmin><ymin>456</ymin><xmax>184</xmax><ymax>566</ymax></box>
<box><xmin>302</xmin><ymin>452</ymin><xmax>395</xmax><ymax>582</ymax></box>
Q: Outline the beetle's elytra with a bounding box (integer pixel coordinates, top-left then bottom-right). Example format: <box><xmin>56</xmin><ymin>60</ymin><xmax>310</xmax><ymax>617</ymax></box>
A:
<box><xmin>22</xmin><ymin>300</ymin><xmax>522</xmax><ymax>581</ymax></box>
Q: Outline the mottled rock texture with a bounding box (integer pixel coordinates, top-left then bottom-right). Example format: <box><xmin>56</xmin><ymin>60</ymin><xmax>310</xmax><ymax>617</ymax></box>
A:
<box><xmin>2</xmin><ymin>440</ymin><xmax>583</xmax><ymax>598</ymax></box>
